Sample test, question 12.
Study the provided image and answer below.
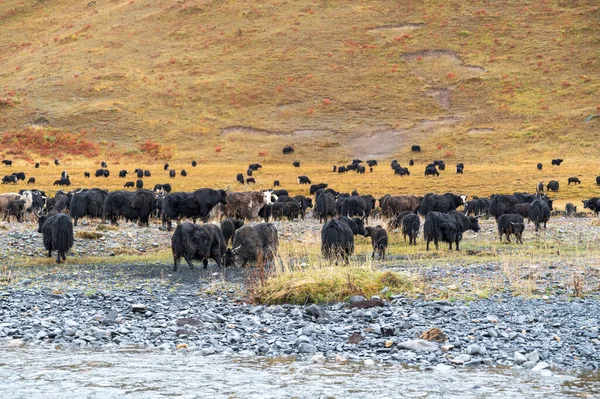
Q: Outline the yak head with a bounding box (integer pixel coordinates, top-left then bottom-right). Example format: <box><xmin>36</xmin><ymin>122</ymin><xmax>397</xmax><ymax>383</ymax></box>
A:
<box><xmin>223</xmin><ymin>246</ymin><xmax>240</xmax><ymax>267</ymax></box>
<box><xmin>36</xmin><ymin>213</ymin><xmax>47</xmax><ymax>233</ymax></box>
<box><xmin>262</xmin><ymin>190</ymin><xmax>274</xmax><ymax>205</ymax></box>
<box><xmin>468</xmin><ymin>216</ymin><xmax>481</xmax><ymax>232</ymax></box>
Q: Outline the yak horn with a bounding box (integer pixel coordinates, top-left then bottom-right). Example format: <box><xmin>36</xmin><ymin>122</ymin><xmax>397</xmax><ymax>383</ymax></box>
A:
<box><xmin>360</xmin><ymin>210</ymin><xmax>366</xmax><ymax>220</ymax></box>
<box><xmin>474</xmin><ymin>213</ymin><xmax>485</xmax><ymax>218</ymax></box>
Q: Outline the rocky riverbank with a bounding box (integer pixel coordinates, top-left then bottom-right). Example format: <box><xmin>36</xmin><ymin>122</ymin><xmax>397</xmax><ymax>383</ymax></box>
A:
<box><xmin>1</xmin><ymin>276</ymin><xmax>599</xmax><ymax>374</ymax></box>
<box><xmin>1</xmin><ymin>216</ymin><xmax>600</xmax><ymax>374</ymax></box>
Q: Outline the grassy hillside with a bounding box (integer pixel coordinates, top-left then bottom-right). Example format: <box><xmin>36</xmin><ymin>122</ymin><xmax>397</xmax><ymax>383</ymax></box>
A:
<box><xmin>0</xmin><ymin>0</ymin><xmax>599</xmax><ymax>196</ymax></box>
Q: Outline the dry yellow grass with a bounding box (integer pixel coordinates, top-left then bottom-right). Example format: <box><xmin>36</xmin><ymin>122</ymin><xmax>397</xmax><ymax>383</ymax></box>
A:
<box><xmin>0</xmin><ymin>0</ymin><xmax>598</xmax><ymax>167</ymax></box>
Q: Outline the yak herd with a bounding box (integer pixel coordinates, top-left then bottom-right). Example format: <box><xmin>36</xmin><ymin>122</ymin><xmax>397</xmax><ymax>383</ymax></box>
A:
<box><xmin>0</xmin><ymin>151</ymin><xmax>599</xmax><ymax>269</ymax></box>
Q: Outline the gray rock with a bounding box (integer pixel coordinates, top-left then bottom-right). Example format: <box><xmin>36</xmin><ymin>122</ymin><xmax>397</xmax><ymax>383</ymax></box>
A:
<box><xmin>532</xmin><ymin>361</ymin><xmax>550</xmax><ymax>372</ymax></box>
<box><xmin>304</xmin><ymin>304</ymin><xmax>330</xmax><ymax>321</ymax></box>
<box><xmin>451</xmin><ymin>354</ymin><xmax>472</xmax><ymax>364</ymax></box>
<box><xmin>298</xmin><ymin>343</ymin><xmax>317</xmax><ymax>354</ymax></box>
<box><xmin>514</xmin><ymin>351</ymin><xmax>528</xmax><ymax>365</ymax></box>
<box><xmin>396</xmin><ymin>339</ymin><xmax>439</xmax><ymax>352</ymax></box>
<box><xmin>349</xmin><ymin>295</ymin><xmax>366</xmax><ymax>304</ymax></box>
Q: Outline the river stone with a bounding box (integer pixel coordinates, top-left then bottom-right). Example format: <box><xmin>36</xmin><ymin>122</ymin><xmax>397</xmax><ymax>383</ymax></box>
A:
<box><xmin>514</xmin><ymin>352</ymin><xmax>528</xmax><ymax>365</ymax></box>
<box><xmin>131</xmin><ymin>304</ymin><xmax>147</xmax><ymax>313</ymax></box>
<box><xmin>304</xmin><ymin>304</ymin><xmax>330</xmax><ymax>321</ymax></box>
<box><xmin>396</xmin><ymin>339</ymin><xmax>439</xmax><ymax>352</ymax></box>
<box><xmin>467</xmin><ymin>344</ymin><xmax>484</xmax><ymax>355</ymax></box>
<box><xmin>527</xmin><ymin>350</ymin><xmax>540</xmax><ymax>363</ymax></box>
<box><xmin>532</xmin><ymin>361</ymin><xmax>550</xmax><ymax>372</ymax></box>
<box><xmin>298</xmin><ymin>343</ymin><xmax>317</xmax><ymax>354</ymax></box>
<box><xmin>349</xmin><ymin>295</ymin><xmax>366</xmax><ymax>304</ymax></box>
<box><xmin>451</xmin><ymin>354</ymin><xmax>472</xmax><ymax>364</ymax></box>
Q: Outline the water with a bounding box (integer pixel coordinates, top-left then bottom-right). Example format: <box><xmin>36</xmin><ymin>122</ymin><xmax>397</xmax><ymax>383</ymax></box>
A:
<box><xmin>1</xmin><ymin>347</ymin><xmax>599</xmax><ymax>398</ymax></box>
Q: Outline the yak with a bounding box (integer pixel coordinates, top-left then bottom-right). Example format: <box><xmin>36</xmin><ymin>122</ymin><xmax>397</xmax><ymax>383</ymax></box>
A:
<box><xmin>162</xmin><ymin>188</ymin><xmax>228</xmax><ymax>230</ymax></box>
<box><xmin>497</xmin><ymin>214</ymin><xmax>525</xmax><ymax>244</ymax></box>
<box><xmin>282</xmin><ymin>146</ymin><xmax>294</xmax><ymax>154</ymax></box>
<box><xmin>547</xmin><ymin>180</ymin><xmax>559</xmax><ymax>192</ymax></box>
<box><xmin>220</xmin><ymin>218</ymin><xmax>244</xmax><ymax>247</ymax></box>
<box><xmin>528</xmin><ymin>199</ymin><xmax>551</xmax><ymax>231</ymax></box>
<box><xmin>365</xmin><ymin>226</ymin><xmax>388</xmax><ymax>260</ymax></box>
<box><xmin>223</xmin><ymin>223</ymin><xmax>279</xmax><ymax>267</ymax></box>
<box><xmin>236</xmin><ymin>173</ymin><xmax>245</xmax><ymax>184</ymax></box>
<box><xmin>310</xmin><ymin>183</ymin><xmax>328</xmax><ymax>195</ymax></box>
<box><xmin>103</xmin><ymin>189</ymin><xmax>157</xmax><ymax>226</ymax></box>
<box><xmin>424</xmin><ymin>211</ymin><xmax>480</xmax><ymax>251</ymax></box>
<box><xmin>172</xmin><ymin>222</ymin><xmax>226</xmax><ymax>271</ymax></box>
<box><xmin>37</xmin><ymin>213</ymin><xmax>74</xmax><ymax>264</ymax></box>
<box><xmin>136</xmin><ymin>179</ymin><xmax>144</xmax><ymax>189</ymax></box>
<box><xmin>69</xmin><ymin>188</ymin><xmax>108</xmax><ymax>226</ymax></box>
<box><xmin>568</xmin><ymin>177</ymin><xmax>581</xmax><ymax>185</ymax></box>
<box><xmin>424</xmin><ymin>166</ymin><xmax>439</xmax><ymax>177</ymax></box>
<box><xmin>583</xmin><ymin>198</ymin><xmax>600</xmax><ymax>215</ymax></box>
<box><xmin>314</xmin><ymin>190</ymin><xmax>336</xmax><ymax>223</ymax></box>
<box><xmin>124</xmin><ymin>181</ymin><xmax>134</xmax><ymax>188</ymax></box>
<box><xmin>297</xmin><ymin>175</ymin><xmax>311</xmax><ymax>184</ymax></box>
<box><xmin>551</xmin><ymin>158</ymin><xmax>563</xmax><ymax>166</ymax></box>
<box><xmin>418</xmin><ymin>193</ymin><xmax>466</xmax><ymax>216</ymax></box>
<box><xmin>321</xmin><ymin>216</ymin><xmax>367</xmax><ymax>261</ymax></box>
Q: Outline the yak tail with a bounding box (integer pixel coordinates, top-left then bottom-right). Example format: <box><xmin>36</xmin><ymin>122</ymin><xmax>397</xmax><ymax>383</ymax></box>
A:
<box><xmin>102</xmin><ymin>196</ymin><xmax>112</xmax><ymax>222</ymax></box>
<box><xmin>56</xmin><ymin>216</ymin><xmax>74</xmax><ymax>251</ymax></box>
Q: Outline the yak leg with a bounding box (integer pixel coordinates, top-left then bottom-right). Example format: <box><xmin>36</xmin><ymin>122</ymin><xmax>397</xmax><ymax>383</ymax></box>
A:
<box><xmin>505</xmin><ymin>232</ymin><xmax>511</xmax><ymax>243</ymax></box>
<box><xmin>47</xmin><ymin>249</ymin><xmax>52</xmax><ymax>258</ymax></box>
<box><xmin>73</xmin><ymin>218</ymin><xmax>78</xmax><ymax>227</ymax></box>
<box><xmin>202</xmin><ymin>258</ymin><xmax>209</xmax><ymax>269</ymax></box>
<box><xmin>434</xmin><ymin>238</ymin><xmax>439</xmax><ymax>250</ymax></box>
<box><xmin>55</xmin><ymin>252</ymin><xmax>62</xmax><ymax>264</ymax></box>
<box><xmin>426</xmin><ymin>239</ymin><xmax>430</xmax><ymax>251</ymax></box>
<box><xmin>173</xmin><ymin>256</ymin><xmax>180</xmax><ymax>271</ymax></box>
<box><xmin>184</xmin><ymin>255</ymin><xmax>195</xmax><ymax>269</ymax></box>
<box><xmin>455</xmin><ymin>239</ymin><xmax>460</xmax><ymax>251</ymax></box>
<box><xmin>371</xmin><ymin>250</ymin><xmax>375</xmax><ymax>260</ymax></box>
<box><xmin>61</xmin><ymin>252</ymin><xmax>66</xmax><ymax>261</ymax></box>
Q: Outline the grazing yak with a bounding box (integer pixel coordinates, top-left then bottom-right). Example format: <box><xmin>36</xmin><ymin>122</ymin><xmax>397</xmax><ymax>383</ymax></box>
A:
<box><xmin>424</xmin><ymin>166</ymin><xmax>439</xmax><ymax>177</ymax></box>
<box><xmin>321</xmin><ymin>216</ymin><xmax>367</xmax><ymax>261</ymax></box>
<box><xmin>292</xmin><ymin>161</ymin><xmax>300</xmax><ymax>168</ymax></box>
<box><xmin>171</xmin><ymin>222</ymin><xmax>226</xmax><ymax>271</ymax></box>
<box><xmin>223</xmin><ymin>223</ymin><xmax>279</xmax><ymax>267</ymax></box>
<box><xmin>136</xmin><ymin>179</ymin><xmax>144</xmax><ymax>189</ymax></box>
<box><xmin>136</xmin><ymin>170</ymin><xmax>144</xmax><ymax>179</ymax></box>
<box><xmin>236</xmin><ymin>173</ymin><xmax>245</xmax><ymax>184</ymax></box>
<box><xmin>144</xmin><ymin>170</ymin><xmax>151</xmax><ymax>177</ymax></box>
<box><xmin>551</xmin><ymin>158</ymin><xmax>563</xmax><ymax>166</ymax></box>
<box><xmin>339</xmin><ymin>195</ymin><xmax>376</xmax><ymax>222</ymax></box>
<box><xmin>2</xmin><ymin>160</ymin><xmax>12</xmax><ymax>166</ymax></box>
<box><xmin>4</xmin><ymin>199</ymin><xmax>25</xmax><ymax>222</ymax></box>
<box><xmin>84</xmin><ymin>172</ymin><xmax>90</xmax><ymax>178</ymax></box>
<box><xmin>456</xmin><ymin>163</ymin><xmax>464</xmax><ymax>174</ymax></box>
<box><xmin>246</xmin><ymin>169</ymin><xmax>253</xmax><ymax>177</ymax></box>
<box><xmin>2</xmin><ymin>175</ymin><xmax>17</xmax><ymax>184</ymax></box>
<box><xmin>54</xmin><ymin>158</ymin><xmax>60</xmax><ymax>166</ymax></box>
<box><xmin>310</xmin><ymin>183</ymin><xmax>328</xmax><ymax>195</ymax></box>
<box><xmin>424</xmin><ymin>211</ymin><xmax>480</xmax><ymax>251</ymax></box>
<box><xmin>537</xmin><ymin>163</ymin><xmax>543</xmax><ymax>170</ymax></box>
<box><xmin>162</xmin><ymin>188</ymin><xmax>228</xmax><ymax>230</ymax></box>
<box><xmin>220</xmin><ymin>218</ymin><xmax>244</xmax><ymax>247</ymax></box>
<box><xmin>547</xmin><ymin>180</ymin><xmax>559</xmax><ymax>192</ymax></box>
<box><xmin>282</xmin><ymin>146</ymin><xmax>294</xmax><ymax>154</ymax></box>
<box><xmin>271</xmin><ymin>201</ymin><xmax>301</xmax><ymax>221</ymax></box>
<box><xmin>596</xmin><ymin>176</ymin><xmax>600</xmax><ymax>186</ymax></box>
<box><xmin>297</xmin><ymin>175</ymin><xmax>311</xmax><ymax>185</ymax></box>
<box><xmin>103</xmin><ymin>189</ymin><xmax>158</xmax><ymax>226</ymax></box>
<box><xmin>568</xmin><ymin>177</ymin><xmax>581</xmax><ymax>185</ymax></box>
<box><xmin>119</xmin><ymin>170</ymin><xmax>128</xmax><ymax>178</ymax></box>
<box><xmin>180</xmin><ymin>170</ymin><xmax>187</xmax><ymax>177</ymax></box>
<box><xmin>246</xmin><ymin>178</ymin><xmax>256</xmax><ymax>184</ymax></box>
<box><xmin>337</xmin><ymin>166</ymin><xmax>347</xmax><ymax>174</ymax></box>
<box><xmin>37</xmin><ymin>213</ymin><xmax>74</xmax><ymax>264</ymax></box>
<box><xmin>365</xmin><ymin>226</ymin><xmax>388</xmax><ymax>260</ymax></box>
<box><xmin>249</xmin><ymin>163</ymin><xmax>262</xmax><ymax>171</ymax></box>
<box><xmin>564</xmin><ymin>203</ymin><xmax>576</xmax><ymax>217</ymax></box>
<box><xmin>272</xmin><ymin>189</ymin><xmax>289</xmax><ymax>197</ymax></box>
<box><xmin>418</xmin><ymin>193</ymin><xmax>466</xmax><ymax>216</ymax></box>
<box><xmin>497</xmin><ymin>214</ymin><xmax>525</xmax><ymax>244</ymax></box>
<box><xmin>124</xmin><ymin>181</ymin><xmax>135</xmax><ymax>188</ymax></box>
<box><xmin>164</xmin><ymin>163</ymin><xmax>169</xmax><ymax>171</ymax></box>
<box><xmin>528</xmin><ymin>199</ymin><xmax>551</xmax><ymax>231</ymax></box>
<box><xmin>379</xmin><ymin>194</ymin><xmax>421</xmax><ymax>219</ymax></box>
<box><xmin>45</xmin><ymin>190</ymin><xmax>72</xmax><ymax>213</ymax></box>
<box><xmin>69</xmin><ymin>188</ymin><xmax>108</xmax><ymax>226</ymax></box>
<box><xmin>273</xmin><ymin>180</ymin><xmax>280</xmax><ymax>187</ymax></box>
<box><xmin>35</xmin><ymin>163</ymin><xmax>39</xmax><ymax>168</ymax></box>
<box><xmin>169</xmin><ymin>169</ymin><xmax>176</xmax><ymax>178</ymax></box>
<box><xmin>582</xmin><ymin>198</ymin><xmax>600</xmax><ymax>215</ymax></box>
<box><xmin>12</xmin><ymin>172</ymin><xmax>25</xmax><ymax>181</ymax></box>
<box><xmin>411</xmin><ymin>145</ymin><xmax>421</xmax><ymax>152</ymax></box>
<box><xmin>388</xmin><ymin>211</ymin><xmax>420</xmax><ymax>245</ymax></box>
<box><xmin>0</xmin><ymin>193</ymin><xmax>24</xmax><ymax>218</ymax></box>
<box><xmin>314</xmin><ymin>190</ymin><xmax>337</xmax><ymax>223</ymax></box>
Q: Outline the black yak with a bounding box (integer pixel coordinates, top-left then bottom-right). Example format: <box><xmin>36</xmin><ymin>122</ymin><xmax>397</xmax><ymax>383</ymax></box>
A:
<box><xmin>37</xmin><ymin>213</ymin><xmax>74</xmax><ymax>263</ymax></box>
<box><xmin>424</xmin><ymin>211</ymin><xmax>480</xmax><ymax>251</ymax></box>
<box><xmin>568</xmin><ymin>177</ymin><xmax>581</xmax><ymax>185</ymax></box>
<box><xmin>69</xmin><ymin>188</ymin><xmax>108</xmax><ymax>226</ymax></box>
<box><xmin>220</xmin><ymin>218</ymin><xmax>244</xmax><ymax>247</ymax></box>
<box><xmin>103</xmin><ymin>190</ymin><xmax>157</xmax><ymax>226</ymax></box>
<box><xmin>528</xmin><ymin>199</ymin><xmax>551</xmax><ymax>231</ymax></box>
<box><xmin>171</xmin><ymin>222</ymin><xmax>226</xmax><ymax>271</ymax></box>
<box><xmin>223</xmin><ymin>223</ymin><xmax>279</xmax><ymax>267</ymax></box>
<box><xmin>321</xmin><ymin>216</ymin><xmax>367</xmax><ymax>261</ymax></box>
<box><xmin>497</xmin><ymin>214</ymin><xmax>524</xmax><ymax>244</ymax></box>
<box><xmin>236</xmin><ymin>173</ymin><xmax>245</xmax><ymax>184</ymax></box>
<box><xmin>365</xmin><ymin>226</ymin><xmax>388</xmax><ymax>260</ymax></box>
<box><xmin>282</xmin><ymin>146</ymin><xmax>294</xmax><ymax>154</ymax></box>
<box><xmin>136</xmin><ymin>179</ymin><xmax>144</xmax><ymax>189</ymax></box>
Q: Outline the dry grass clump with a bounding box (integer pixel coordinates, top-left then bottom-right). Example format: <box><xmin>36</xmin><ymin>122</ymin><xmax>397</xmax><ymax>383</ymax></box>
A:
<box><xmin>75</xmin><ymin>231</ymin><xmax>103</xmax><ymax>240</ymax></box>
<box><xmin>248</xmin><ymin>245</ymin><xmax>417</xmax><ymax>305</ymax></box>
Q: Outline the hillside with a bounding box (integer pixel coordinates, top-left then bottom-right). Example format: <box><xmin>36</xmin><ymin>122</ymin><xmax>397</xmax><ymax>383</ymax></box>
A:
<box><xmin>1</xmin><ymin>0</ymin><xmax>599</xmax><ymax>165</ymax></box>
